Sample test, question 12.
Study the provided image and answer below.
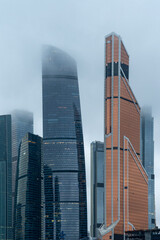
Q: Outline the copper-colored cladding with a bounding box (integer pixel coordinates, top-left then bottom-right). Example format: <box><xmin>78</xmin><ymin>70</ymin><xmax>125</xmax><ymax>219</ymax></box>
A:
<box><xmin>124</xmin><ymin>138</ymin><xmax>148</xmax><ymax>232</ymax></box>
<box><xmin>103</xmin><ymin>33</ymin><xmax>148</xmax><ymax>240</ymax></box>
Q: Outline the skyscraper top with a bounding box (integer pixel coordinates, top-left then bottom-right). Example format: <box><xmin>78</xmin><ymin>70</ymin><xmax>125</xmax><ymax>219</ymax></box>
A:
<box><xmin>105</xmin><ymin>32</ymin><xmax>129</xmax><ymax>57</ymax></box>
<box><xmin>11</xmin><ymin>109</ymin><xmax>33</xmax><ymax>122</ymax></box>
<box><xmin>42</xmin><ymin>45</ymin><xmax>77</xmax><ymax>77</ymax></box>
<box><xmin>141</xmin><ymin>106</ymin><xmax>152</xmax><ymax>116</ymax></box>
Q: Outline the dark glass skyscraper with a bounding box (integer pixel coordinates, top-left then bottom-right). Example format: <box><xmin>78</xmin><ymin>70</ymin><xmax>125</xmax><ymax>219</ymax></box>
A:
<box><xmin>0</xmin><ymin>115</ymin><xmax>12</xmax><ymax>240</ymax></box>
<box><xmin>42</xmin><ymin>46</ymin><xmax>87</xmax><ymax>240</ymax></box>
<box><xmin>141</xmin><ymin>107</ymin><xmax>155</xmax><ymax>229</ymax></box>
<box><xmin>90</xmin><ymin>141</ymin><xmax>104</xmax><ymax>238</ymax></box>
<box><xmin>11</xmin><ymin>110</ymin><xmax>33</xmax><ymax>227</ymax></box>
<box><xmin>14</xmin><ymin>133</ymin><xmax>43</xmax><ymax>240</ymax></box>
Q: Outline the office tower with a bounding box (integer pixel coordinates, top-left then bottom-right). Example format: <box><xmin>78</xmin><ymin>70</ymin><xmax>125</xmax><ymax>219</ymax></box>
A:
<box><xmin>0</xmin><ymin>115</ymin><xmax>12</xmax><ymax>240</ymax></box>
<box><xmin>98</xmin><ymin>33</ymin><xmax>148</xmax><ymax>240</ymax></box>
<box><xmin>14</xmin><ymin>133</ymin><xmax>43</xmax><ymax>240</ymax></box>
<box><xmin>141</xmin><ymin>107</ymin><xmax>155</xmax><ymax>229</ymax></box>
<box><xmin>11</xmin><ymin>109</ymin><xmax>33</xmax><ymax>224</ymax></box>
<box><xmin>90</xmin><ymin>141</ymin><xmax>104</xmax><ymax>238</ymax></box>
<box><xmin>42</xmin><ymin>46</ymin><xmax>87</xmax><ymax>240</ymax></box>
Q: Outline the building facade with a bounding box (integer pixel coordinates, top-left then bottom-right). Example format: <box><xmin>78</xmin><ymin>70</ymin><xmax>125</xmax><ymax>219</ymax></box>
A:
<box><xmin>126</xmin><ymin>229</ymin><xmax>160</xmax><ymax>240</ymax></box>
<box><xmin>98</xmin><ymin>33</ymin><xmax>148</xmax><ymax>240</ymax></box>
<box><xmin>42</xmin><ymin>46</ymin><xmax>88</xmax><ymax>240</ymax></box>
<box><xmin>141</xmin><ymin>107</ymin><xmax>155</xmax><ymax>229</ymax></box>
<box><xmin>14</xmin><ymin>133</ymin><xmax>43</xmax><ymax>240</ymax></box>
<box><xmin>0</xmin><ymin>115</ymin><xmax>12</xmax><ymax>240</ymax></box>
<box><xmin>90</xmin><ymin>141</ymin><xmax>104</xmax><ymax>238</ymax></box>
<box><xmin>11</xmin><ymin>110</ymin><xmax>33</xmax><ymax>228</ymax></box>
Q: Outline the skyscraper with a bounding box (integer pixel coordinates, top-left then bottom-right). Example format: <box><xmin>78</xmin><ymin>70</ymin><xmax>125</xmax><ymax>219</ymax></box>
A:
<box><xmin>141</xmin><ymin>107</ymin><xmax>155</xmax><ymax>229</ymax></box>
<box><xmin>14</xmin><ymin>133</ymin><xmax>43</xmax><ymax>240</ymax></box>
<box><xmin>98</xmin><ymin>33</ymin><xmax>148</xmax><ymax>240</ymax></box>
<box><xmin>11</xmin><ymin>110</ymin><xmax>33</xmax><ymax>228</ymax></box>
<box><xmin>42</xmin><ymin>46</ymin><xmax>88</xmax><ymax>240</ymax></box>
<box><xmin>90</xmin><ymin>141</ymin><xmax>104</xmax><ymax>238</ymax></box>
<box><xmin>0</xmin><ymin>115</ymin><xmax>12</xmax><ymax>240</ymax></box>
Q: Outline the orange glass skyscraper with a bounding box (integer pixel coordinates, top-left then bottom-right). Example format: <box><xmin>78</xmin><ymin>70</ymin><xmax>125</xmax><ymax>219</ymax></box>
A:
<box><xmin>98</xmin><ymin>33</ymin><xmax>148</xmax><ymax>240</ymax></box>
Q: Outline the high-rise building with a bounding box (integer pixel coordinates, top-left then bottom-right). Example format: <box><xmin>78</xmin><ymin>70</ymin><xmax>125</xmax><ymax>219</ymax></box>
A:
<box><xmin>90</xmin><ymin>141</ymin><xmax>104</xmax><ymax>238</ymax></box>
<box><xmin>0</xmin><ymin>115</ymin><xmax>12</xmax><ymax>240</ymax></box>
<box><xmin>98</xmin><ymin>33</ymin><xmax>148</xmax><ymax>240</ymax></box>
<box><xmin>14</xmin><ymin>133</ymin><xmax>43</xmax><ymax>240</ymax></box>
<box><xmin>126</xmin><ymin>228</ymin><xmax>160</xmax><ymax>240</ymax></box>
<box><xmin>42</xmin><ymin>46</ymin><xmax>88</xmax><ymax>240</ymax></box>
<box><xmin>141</xmin><ymin>107</ymin><xmax>155</xmax><ymax>229</ymax></box>
<box><xmin>11</xmin><ymin>110</ymin><xmax>33</xmax><ymax>228</ymax></box>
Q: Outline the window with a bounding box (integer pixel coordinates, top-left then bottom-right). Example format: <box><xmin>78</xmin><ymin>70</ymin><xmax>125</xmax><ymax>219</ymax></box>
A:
<box><xmin>152</xmin><ymin>218</ymin><xmax>155</xmax><ymax>224</ymax></box>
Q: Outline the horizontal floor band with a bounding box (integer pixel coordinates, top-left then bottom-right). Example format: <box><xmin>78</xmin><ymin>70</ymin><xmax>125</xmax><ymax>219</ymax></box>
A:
<box><xmin>45</xmin><ymin>201</ymin><xmax>80</xmax><ymax>203</ymax></box>
<box><xmin>106</xmin><ymin>147</ymin><xmax>140</xmax><ymax>155</ymax></box>
<box><xmin>43</xmin><ymin>137</ymin><xmax>76</xmax><ymax>141</ymax></box>
<box><xmin>43</xmin><ymin>75</ymin><xmax>77</xmax><ymax>80</ymax></box>
<box><xmin>105</xmin><ymin>96</ymin><xmax>138</xmax><ymax>105</ymax></box>
<box><xmin>51</xmin><ymin>170</ymin><xmax>79</xmax><ymax>173</ymax></box>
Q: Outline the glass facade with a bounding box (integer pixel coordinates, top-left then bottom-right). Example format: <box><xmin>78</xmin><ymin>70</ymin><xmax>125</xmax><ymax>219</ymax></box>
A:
<box><xmin>90</xmin><ymin>141</ymin><xmax>104</xmax><ymax>238</ymax></box>
<box><xmin>101</xmin><ymin>33</ymin><xmax>148</xmax><ymax>240</ymax></box>
<box><xmin>141</xmin><ymin>107</ymin><xmax>155</xmax><ymax>229</ymax></box>
<box><xmin>126</xmin><ymin>228</ymin><xmax>160</xmax><ymax>240</ymax></box>
<box><xmin>42</xmin><ymin>46</ymin><xmax>87</xmax><ymax>240</ymax></box>
<box><xmin>0</xmin><ymin>115</ymin><xmax>12</xmax><ymax>240</ymax></box>
<box><xmin>14</xmin><ymin>133</ymin><xmax>43</xmax><ymax>240</ymax></box>
<box><xmin>11</xmin><ymin>110</ymin><xmax>33</xmax><ymax>229</ymax></box>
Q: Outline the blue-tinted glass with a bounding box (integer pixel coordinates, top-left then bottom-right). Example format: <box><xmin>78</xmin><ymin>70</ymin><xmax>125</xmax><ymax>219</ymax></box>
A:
<box><xmin>97</xmin><ymin>151</ymin><xmax>104</xmax><ymax>183</ymax></box>
<box><xmin>140</xmin><ymin>107</ymin><xmax>155</xmax><ymax>229</ymax></box>
<box><xmin>97</xmin><ymin>188</ymin><xmax>104</xmax><ymax>224</ymax></box>
<box><xmin>14</xmin><ymin>133</ymin><xmax>42</xmax><ymax>240</ymax></box>
<box><xmin>11</xmin><ymin>110</ymin><xmax>33</xmax><ymax>231</ymax></box>
<box><xmin>90</xmin><ymin>141</ymin><xmax>104</xmax><ymax>238</ymax></box>
<box><xmin>0</xmin><ymin>115</ymin><xmax>12</xmax><ymax>240</ymax></box>
<box><xmin>42</xmin><ymin>46</ymin><xmax>87</xmax><ymax>240</ymax></box>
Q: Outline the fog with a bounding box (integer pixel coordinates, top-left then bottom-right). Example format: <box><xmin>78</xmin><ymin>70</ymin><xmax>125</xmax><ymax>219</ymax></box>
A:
<box><xmin>0</xmin><ymin>0</ymin><xmax>159</xmax><ymax>228</ymax></box>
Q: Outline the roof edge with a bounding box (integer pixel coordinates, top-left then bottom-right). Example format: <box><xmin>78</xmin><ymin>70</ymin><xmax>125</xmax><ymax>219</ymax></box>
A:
<box><xmin>105</xmin><ymin>32</ymin><xmax>129</xmax><ymax>57</ymax></box>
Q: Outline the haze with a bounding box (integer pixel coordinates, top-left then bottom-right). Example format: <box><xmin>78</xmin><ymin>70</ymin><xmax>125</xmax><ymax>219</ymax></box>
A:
<box><xmin>0</xmin><ymin>0</ymin><xmax>159</xmax><ymax>228</ymax></box>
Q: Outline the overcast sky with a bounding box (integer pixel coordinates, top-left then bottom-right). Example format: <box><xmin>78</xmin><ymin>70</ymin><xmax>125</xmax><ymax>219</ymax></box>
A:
<box><xmin>0</xmin><ymin>0</ymin><xmax>159</xmax><ymax>228</ymax></box>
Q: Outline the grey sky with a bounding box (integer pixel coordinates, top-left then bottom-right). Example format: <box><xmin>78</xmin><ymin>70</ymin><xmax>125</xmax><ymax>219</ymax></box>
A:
<box><xmin>0</xmin><ymin>0</ymin><xmax>159</xmax><ymax>228</ymax></box>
